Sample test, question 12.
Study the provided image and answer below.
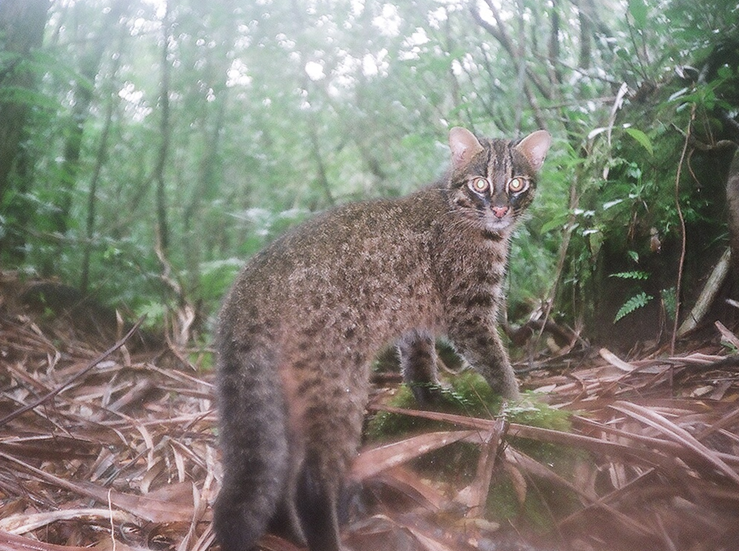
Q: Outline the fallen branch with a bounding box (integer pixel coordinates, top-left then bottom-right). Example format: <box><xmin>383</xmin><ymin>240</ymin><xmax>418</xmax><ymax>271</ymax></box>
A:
<box><xmin>677</xmin><ymin>248</ymin><xmax>731</xmax><ymax>337</ymax></box>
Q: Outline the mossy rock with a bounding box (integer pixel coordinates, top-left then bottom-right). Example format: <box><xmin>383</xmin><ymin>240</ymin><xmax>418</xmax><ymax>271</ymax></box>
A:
<box><xmin>365</xmin><ymin>370</ymin><xmax>587</xmax><ymax>530</ymax></box>
<box><xmin>367</xmin><ymin>370</ymin><xmax>572</xmax><ymax>440</ymax></box>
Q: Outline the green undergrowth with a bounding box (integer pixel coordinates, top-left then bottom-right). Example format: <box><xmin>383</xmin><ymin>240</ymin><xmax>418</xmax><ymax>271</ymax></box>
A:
<box><xmin>365</xmin><ymin>370</ymin><xmax>586</xmax><ymax>531</ymax></box>
<box><xmin>366</xmin><ymin>371</ymin><xmax>572</xmax><ymax>439</ymax></box>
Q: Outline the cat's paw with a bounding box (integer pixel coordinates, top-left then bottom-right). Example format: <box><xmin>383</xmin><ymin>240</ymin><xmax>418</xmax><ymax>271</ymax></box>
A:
<box><xmin>409</xmin><ymin>381</ymin><xmax>451</xmax><ymax>408</ymax></box>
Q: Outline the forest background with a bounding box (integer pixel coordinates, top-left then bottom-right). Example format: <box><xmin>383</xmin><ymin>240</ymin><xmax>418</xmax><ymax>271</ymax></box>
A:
<box><xmin>2</xmin><ymin>0</ymin><xmax>738</xmax><ymax>352</ymax></box>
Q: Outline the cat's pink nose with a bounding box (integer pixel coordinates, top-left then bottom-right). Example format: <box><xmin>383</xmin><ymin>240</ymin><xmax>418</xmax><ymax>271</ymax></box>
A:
<box><xmin>492</xmin><ymin>206</ymin><xmax>509</xmax><ymax>218</ymax></box>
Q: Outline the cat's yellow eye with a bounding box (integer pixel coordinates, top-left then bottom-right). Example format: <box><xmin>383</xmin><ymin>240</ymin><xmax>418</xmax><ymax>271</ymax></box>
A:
<box><xmin>507</xmin><ymin>177</ymin><xmax>528</xmax><ymax>193</ymax></box>
<box><xmin>469</xmin><ymin>178</ymin><xmax>489</xmax><ymax>194</ymax></box>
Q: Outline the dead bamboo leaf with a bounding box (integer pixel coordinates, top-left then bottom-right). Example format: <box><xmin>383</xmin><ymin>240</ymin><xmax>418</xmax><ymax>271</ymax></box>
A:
<box><xmin>715</xmin><ymin>320</ymin><xmax>739</xmax><ymax>349</ymax></box>
<box><xmin>456</xmin><ymin>420</ymin><xmax>506</xmax><ymax>515</ymax></box>
<box><xmin>171</xmin><ymin>441</ymin><xmax>188</xmax><ymax>483</ymax></box>
<box><xmin>503</xmin><ymin>461</ymin><xmax>527</xmax><ymax>506</ymax></box>
<box><xmin>0</xmin><ymin>509</ymin><xmax>136</xmax><ymax>535</ymax></box>
<box><xmin>508</xmin><ymin>422</ymin><xmax>676</xmax><ymax>467</ymax></box>
<box><xmin>610</xmin><ymin>401</ymin><xmax>739</xmax><ymax>485</ymax></box>
<box><xmin>139</xmin><ymin>457</ymin><xmax>165</xmax><ymax>494</ymax></box>
<box><xmin>696</xmin><ymin>405</ymin><xmax>739</xmax><ymax>440</ymax></box>
<box><xmin>351</xmin><ymin>430</ymin><xmax>476</xmax><ymax>481</ymax></box>
<box><xmin>188</xmin><ymin>527</ymin><xmax>217</xmax><ymax>551</ymax></box>
<box><xmin>176</xmin><ymin>483</ymin><xmax>202</xmax><ymax>551</ymax></box>
<box><xmin>670</xmin><ymin>352</ymin><xmax>724</xmax><ymax>364</ymax></box>
<box><xmin>0</xmin><ymin>530</ymin><xmax>90</xmax><ymax>551</ymax></box>
<box><xmin>599</xmin><ymin>348</ymin><xmax>637</xmax><ymax>372</ymax></box>
<box><xmin>3</xmin><ymin>274</ymin><xmax>739</xmax><ymax>551</ymax></box>
<box><xmin>0</xmin><ymin>451</ymin><xmax>194</xmax><ymax>523</ymax></box>
<box><xmin>373</xmin><ymin>467</ymin><xmax>452</xmax><ymax>511</ymax></box>
<box><xmin>508</xmin><ymin>447</ymin><xmax>655</xmax><ymax>537</ymax></box>
<box><xmin>405</xmin><ymin>525</ymin><xmax>458</xmax><ymax>551</ymax></box>
<box><xmin>367</xmin><ymin>404</ymin><xmax>496</xmax><ymax>431</ymax></box>
<box><xmin>0</xmin><ymin>319</ymin><xmax>144</xmax><ymax>428</ymax></box>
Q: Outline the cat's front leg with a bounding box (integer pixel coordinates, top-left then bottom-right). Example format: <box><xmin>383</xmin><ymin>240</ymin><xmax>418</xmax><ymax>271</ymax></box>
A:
<box><xmin>397</xmin><ymin>329</ymin><xmax>445</xmax><ymax>406</ymax></box>
<box><xmin>448</xmin><ymin>323</ymin><xmax>520</xmax><ymax>400</ymax></box>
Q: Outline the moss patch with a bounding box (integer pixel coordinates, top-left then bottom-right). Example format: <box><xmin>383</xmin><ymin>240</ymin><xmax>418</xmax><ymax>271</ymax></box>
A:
<box><xmin>365</xmin><ymin>370</ymin><xmax>587</xmax><ymax>531</ymax></box>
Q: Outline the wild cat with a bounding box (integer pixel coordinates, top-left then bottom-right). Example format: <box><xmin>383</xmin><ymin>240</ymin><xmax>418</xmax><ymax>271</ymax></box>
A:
<box><xmin>214</xmin><ymin>126</ymin><xmax>551</xmax><ymax>551</ymax></box>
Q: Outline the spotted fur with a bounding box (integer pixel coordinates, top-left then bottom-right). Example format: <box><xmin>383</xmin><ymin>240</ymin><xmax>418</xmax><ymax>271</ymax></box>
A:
<box><xmin>214</xmin><ymin>127</ymin><xmax>551</xmax><ymax>551</ymax></box>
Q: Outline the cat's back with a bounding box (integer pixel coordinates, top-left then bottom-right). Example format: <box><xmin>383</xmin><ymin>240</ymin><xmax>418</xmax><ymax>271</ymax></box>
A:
<box><xmin>228</xmin><ymin>186</ymin><xmax>446</xmax><ymax>301</ymax></box>
<box><xmin>219</xmin><ymin>185</ymin><xmax>449</xmax><ymax>355</ymax></box>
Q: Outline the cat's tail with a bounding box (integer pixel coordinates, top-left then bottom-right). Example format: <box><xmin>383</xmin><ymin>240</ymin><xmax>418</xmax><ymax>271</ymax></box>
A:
<box><xmin>213</xmin><ymin>342</ymin><xmax>289</xmax><ymax>551</ymax></box>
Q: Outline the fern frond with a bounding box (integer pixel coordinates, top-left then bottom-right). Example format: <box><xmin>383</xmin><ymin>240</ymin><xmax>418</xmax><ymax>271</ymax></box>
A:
<box><xmin>614</xmin><ymin>292</ymin><xmax>653</xmax><ymax>322</ymax></box>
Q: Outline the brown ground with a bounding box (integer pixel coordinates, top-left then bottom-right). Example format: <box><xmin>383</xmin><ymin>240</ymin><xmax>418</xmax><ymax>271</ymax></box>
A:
<box><xmin>1</xmin><ymin>272</ymin><xmax>738</xmax><ymax>551</ymax></box>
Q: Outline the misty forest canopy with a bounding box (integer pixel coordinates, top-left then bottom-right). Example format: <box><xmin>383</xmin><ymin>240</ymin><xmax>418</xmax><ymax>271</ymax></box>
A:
<box><xmin>1</xmin><ymin>0</ymin><xmax>738</xmax><ymax>347</ymax></box>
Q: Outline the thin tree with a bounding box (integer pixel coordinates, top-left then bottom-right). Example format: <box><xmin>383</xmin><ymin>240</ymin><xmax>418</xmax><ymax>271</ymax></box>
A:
<box><xmin>53</xmin><ymin>0</ymin><xmax>128</xmax><ymax>236</ymax></box>
<box><xmin>154</xmin><ymin>0</ymin><xmax>172</xmax><ymax>253</ymax></box>
<box><xmin>80</xmin><ymin>23</ymin><xmax>126</xmax><ymax>294</ymax></box>
<box><xmin>0</xmin><ymin>0</ymin><xmax>49</xmax><ymax>257</ymax></box>
<box><xmin>182</xmin><ymin>0</ymin><xmax>237</xmax><ymax>294</ymax></box>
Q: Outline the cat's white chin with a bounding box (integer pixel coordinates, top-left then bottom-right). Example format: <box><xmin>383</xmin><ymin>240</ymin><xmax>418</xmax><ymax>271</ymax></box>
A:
<box><xmin>483</xmin><ymin>217</ymin><xmax>514</xmax><ymax>232</ymax></box>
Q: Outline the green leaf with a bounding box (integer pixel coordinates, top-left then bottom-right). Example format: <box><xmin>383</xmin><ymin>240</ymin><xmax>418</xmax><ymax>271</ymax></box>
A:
<box><xmin>717</xmin><ymin>66</ymin><xmax>734</xmax><ymax>80</ymax></box>
<box><xmin>660</xmin><ymin>287</ymin><xmax>677</xmax><ymax>321</ymax></box>
<box><xmin>540</xmin><ymin>212</ymin><xmax>569</xmax><ymax>234</ymax></box>
<box><xmin>602</xmin><ymin>199</ymin><xmax>623</xmax><ymax>210</ymax></box>
<box><xmin>610</xmin><ymin>271</ymin><xmax>650</xmax><ymax>280</ymax></box>
<box><xmin>668</xmin><ymin>87</ymin><xmax>690</xmax><ymax>102</ymax></box>
<box><xmin>0</xmin><ymin>86</ymin><xmax>58</xmax><ymax>110</ymax></box>
<box><xmin>615</xmin><ymin>47</ymin><xmax>631</xmax><ymax>61</ymax></box>
<box><xmin>628</xmin><ymin>0</ymin><xmax>648</xmax><ymax>28</ymax></box>
<box><xmin>625</xmin><ymin>128</ymin><xmax>653</xmax><ymax>156</ymax></box>
<box><xmin>615</xmin><ymin>292</ymin><xmax>653</xmax><ymax>323</ymax></box>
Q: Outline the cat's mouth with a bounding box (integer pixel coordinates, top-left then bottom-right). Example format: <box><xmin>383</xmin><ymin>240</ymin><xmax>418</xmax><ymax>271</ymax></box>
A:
<box><xmin>482</xmin><ymin>211</ymin><xmax>514</xmax><ymax>232</ymax></box>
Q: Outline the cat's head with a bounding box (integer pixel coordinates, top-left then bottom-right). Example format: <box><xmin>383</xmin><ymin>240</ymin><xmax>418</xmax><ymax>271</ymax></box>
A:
<box><xmin>446</xmin><ymin>127</ymin><xmax>551</xmax><ymax>233</ymax></box>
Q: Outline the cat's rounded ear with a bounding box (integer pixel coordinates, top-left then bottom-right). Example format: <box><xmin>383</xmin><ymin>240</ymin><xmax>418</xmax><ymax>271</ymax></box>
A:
<box><xmin>516</xmin><ymin>130</ymin><xmax>551</xmax><ymax>172</ymax></box>
<box><xmin>449</xmin><ymin>127</ymin><xmax>484</xmax><ymax>169</ymax></box>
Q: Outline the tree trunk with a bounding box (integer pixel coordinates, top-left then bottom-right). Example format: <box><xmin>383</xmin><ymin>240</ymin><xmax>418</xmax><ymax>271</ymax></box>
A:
<box><xmin>727</xmin><ymin>150</ymin><xmax>739</xmax><ymax>284</ymax></box>
<box><xmin>548</xmin><ymin>0</ymin><xmax>563</xmax><ymax>87</ymax></box>
<box><xmin>53</xmin><ymin>0</ymin><xmax>128</xmax><ymax>236</ymax></box>
<box><xmin>80</xmin><ymin>24</ymin><xmax>126</xmax><ymax>294</ymax></box>
<box><xmin>154</xmin><ymin>0</ymin><xmax>172</xmax><ymax>253</ymax></box>
<box><xmin>574</xmin><ymin>0</ymin><xmax>593</xmax><ymax>71</ymax></box>
<box><xmin>0</xmin><ymin>0</ymin><xmax>48</xmax><ymax>257</ymax></box>
<box><xmin>183</xmin><ymin>0</ymin><xmax>237</xmax><ymax>294</ymax></box>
